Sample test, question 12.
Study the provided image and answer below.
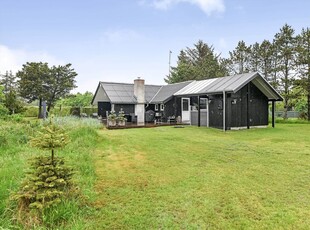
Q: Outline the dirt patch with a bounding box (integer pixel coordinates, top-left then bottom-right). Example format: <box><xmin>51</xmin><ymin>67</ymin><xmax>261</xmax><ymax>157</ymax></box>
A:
<box><xmin>104</xmin><ymin>150</ymin><xmax>145</xmax><ymax>170</ymax></box>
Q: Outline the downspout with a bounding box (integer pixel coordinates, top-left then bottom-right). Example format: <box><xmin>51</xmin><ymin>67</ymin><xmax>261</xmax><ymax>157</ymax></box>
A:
<box><xmin>223</xmin><ymin>91</ymin><xmax>226</xmax><ymax>132</ymax></box>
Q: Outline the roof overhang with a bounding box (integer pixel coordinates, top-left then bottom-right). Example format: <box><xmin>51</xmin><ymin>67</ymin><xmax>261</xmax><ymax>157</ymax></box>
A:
<box><xmin>250</xmin><ymin>76</ymin><xmax>283</xmax><ymax>101</ymax></box>
<box><xmin>174</xmin><ymin>72</ymin><xmax>283</xmax><ymax>101</ymax></box>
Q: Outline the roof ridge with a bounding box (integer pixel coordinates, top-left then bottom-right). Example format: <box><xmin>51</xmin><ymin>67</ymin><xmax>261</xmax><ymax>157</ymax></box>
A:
<box><xmin>100</xmin><ymin>81</ymin><xmax>163</xmax><ymax>87</ymax></box>
<box><xmin>149</xmin><ymin>85</ymin><xmax>163</xmax><ymax>103</ymax></box>
<box><xmin>164</xmin><ymin>80</ymin><xmax>194</xmax><ymax>85</ymax></box>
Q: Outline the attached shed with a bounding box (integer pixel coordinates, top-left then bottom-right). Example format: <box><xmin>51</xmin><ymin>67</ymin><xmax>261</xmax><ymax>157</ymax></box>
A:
<box><xmin>174</xmin><ymin>72</ymin><xmax>283</xmax><ymax>130</ymax></box>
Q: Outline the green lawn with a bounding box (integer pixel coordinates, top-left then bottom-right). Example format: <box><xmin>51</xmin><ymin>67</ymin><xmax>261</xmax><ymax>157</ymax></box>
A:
<box><xmin>1</xmin><ymin>121</ymin><xmax>310</xmax><ymax>229</ymax></box>
<box><xmin>91</xmin><ymin>124</ymin><xmax>310</xmax><ymax>229</ymax></box>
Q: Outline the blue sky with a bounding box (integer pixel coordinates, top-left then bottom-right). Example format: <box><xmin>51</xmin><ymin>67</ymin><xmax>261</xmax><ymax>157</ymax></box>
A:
<box><xmin>0</xmin><ymin>0</ymin><xmax>309</xmax><ymax>93</ymax></box>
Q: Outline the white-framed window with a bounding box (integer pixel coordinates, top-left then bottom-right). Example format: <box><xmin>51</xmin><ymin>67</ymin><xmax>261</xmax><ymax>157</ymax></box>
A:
<box><xmin>160</xmin><ymin>104</ymin><xmax>164</xmax><ymax>111</ymax></box>
<box><xmin>200</xmin><ymin>98</ymin><xmax>207</xmax><ymax>109</ymax></box>
<box><xmin>155</xmin><ymin>104</ymin><xmax>159</xmax><ymax>111</ymax></box>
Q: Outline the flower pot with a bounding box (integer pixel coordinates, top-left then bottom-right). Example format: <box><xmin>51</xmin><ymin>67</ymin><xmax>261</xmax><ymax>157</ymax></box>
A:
<box><xmin>118</xmin><ymin>120</ymin><xmax>126</xmax><ymax>126</ymax></box>
<box><xmin>108</xmin><ymin>119</ymin><xmax>116</xmax><ymax>126</ymax></box>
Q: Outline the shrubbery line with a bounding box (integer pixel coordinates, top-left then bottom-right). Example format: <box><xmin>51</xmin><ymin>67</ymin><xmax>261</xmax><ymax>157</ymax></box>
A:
<box><xmin>22</xmin><ymin>106</ymin><xmax>98</xmax><ymax>117</ymax></box>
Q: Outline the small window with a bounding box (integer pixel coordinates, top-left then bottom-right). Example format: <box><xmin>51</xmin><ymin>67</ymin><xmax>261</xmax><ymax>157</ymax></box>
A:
<box><xmin>200</xmin><ymin>98</ymin><xmax>207</xmax><ymax>109</ymax></box>
<box><xmin>182</xmin><ymin>99</ymin><xmax>189</xmax><ymax>111</ymax></box>
<box><xmin>155</xmin><ymin>104</ymin><xmax>159</xmax><ymax>111</ymax></box>
<box><xmin>160</xmin><ymin>104</ymin><xmax>164</xmax><ymax>111</ymax></box>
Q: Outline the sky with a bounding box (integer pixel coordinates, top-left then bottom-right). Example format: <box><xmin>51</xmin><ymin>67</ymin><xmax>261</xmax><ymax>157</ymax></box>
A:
<box><xmin>0</xmin><ymin>0</ymin><xmax>309</xmax><ymax>93</ymax></box>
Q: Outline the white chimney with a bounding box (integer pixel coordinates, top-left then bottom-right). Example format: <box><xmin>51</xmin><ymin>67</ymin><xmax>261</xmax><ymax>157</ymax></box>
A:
<box><xmin>134</xmin><ymin>78</ymin><xmax>145</xmax><ymax>126</ymax></box>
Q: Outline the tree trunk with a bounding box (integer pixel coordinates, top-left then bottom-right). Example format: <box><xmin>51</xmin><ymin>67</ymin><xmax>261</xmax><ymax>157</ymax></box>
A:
<box><xmin>47</xmin><ymin>101</ymin><xmax>53</xmax><ymax>118</ymax></box>
<box><xmin>52</xmin><ymin>148</ymin><xmax>54</xmax><ymax>165</ymax></box>
<box><xmin>283</xmin><ymin>103</ymin><xmax>288</xmax><ymax>120</ymax></box>
<box><xmin>38</xmin><ymin>97</ymin><xmax>43</xmax><ymax>119</ymax></box>
<box><xmin>47</xmin><ymin>104</ymin><xmax>51</xmax><ymax>112</ymax></box>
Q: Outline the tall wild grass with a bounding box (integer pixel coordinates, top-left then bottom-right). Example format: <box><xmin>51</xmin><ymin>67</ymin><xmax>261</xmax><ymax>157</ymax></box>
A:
<box><xmin>0</xmin><ymin>116</ymin><xmax>102</xmax><ymax>229</ymax></box>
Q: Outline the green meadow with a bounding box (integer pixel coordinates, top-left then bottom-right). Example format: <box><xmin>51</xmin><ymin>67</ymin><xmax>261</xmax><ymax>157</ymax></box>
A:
<box><xmin>1</xmin><ymin>118</ymin><xmax>310</xmax><ymax>229</ymax></box>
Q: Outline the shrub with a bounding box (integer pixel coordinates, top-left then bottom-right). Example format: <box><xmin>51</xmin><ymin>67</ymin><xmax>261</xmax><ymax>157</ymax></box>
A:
<box><xmin>70</xmin><ymin>107</ymin><xmax>80</xmax><ymax>116</ymax></box>
<box><xmin>0</xmin><ymin>104</ymin><xmax>9</xmax><ymax>117</ymax></box>
<box><xmin>14</xmin><ymin>156</ymin><xmax>74</xmax><ymax>210</ymax></box>
<box><xmin>23</xmin><ymin>106</ymin><xmax>38</xmax><ymax>117</ymax></box>
<box><xmin>81</xmin><ymin>107</ymin><xmax>97</xmax><ymax>116</ymax></box>
<box><xmin>50</xmin><ymin>106</ymin><xmax>71</xmax><ymax>117</ymax></box>
<box><xmin>0</xmin><ymin>134</ymin><xmax>8</xmax><ymax>147</ymax></box>
<box><xmin>2</xmin><ymin>114</ymin><xmax>24</xmax><ymax>122</ymax></box>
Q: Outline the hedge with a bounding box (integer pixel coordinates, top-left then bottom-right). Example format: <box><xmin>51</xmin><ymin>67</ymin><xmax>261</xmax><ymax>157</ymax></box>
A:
<box><xmin>22</xmin><ymin>106</ymin><xmax>97</xmax><ymax>117</ymax></box>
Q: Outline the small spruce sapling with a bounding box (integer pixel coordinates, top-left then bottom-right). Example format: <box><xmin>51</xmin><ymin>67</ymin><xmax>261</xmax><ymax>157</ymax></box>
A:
<box><xmin>30</xmin><ymin>117</ymin><xmax>69</xmax><ymax>163</ymax></box>
<box><xmin>117</xmin><ymin>108</ymin><xmax>127</xmax><ymax>126</ymax></box>
<box><xmin>108</xmin><ymin>110</ymin><xmax>117</xmax><ymax>126</ymax></box>
<box><xmin>14</xmin><ymin>117</ymin><xmax>74</xmax><ymax>217</ymax></box>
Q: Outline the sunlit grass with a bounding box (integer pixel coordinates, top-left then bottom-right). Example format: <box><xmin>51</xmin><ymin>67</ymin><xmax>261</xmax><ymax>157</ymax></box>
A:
<box><xmin>0</xmin><ymin>117</ymin><xmax>101</xmax><ymax>229</ymax></box>
<box><xmin>1</xmin><ymin>118</ymin><xmax>310</xmax><ymax>229</ymax></box>
<box><xmin>91</xmin><ymin>124</ymin><xmax>310</xmax><ymax>229</ymax></box>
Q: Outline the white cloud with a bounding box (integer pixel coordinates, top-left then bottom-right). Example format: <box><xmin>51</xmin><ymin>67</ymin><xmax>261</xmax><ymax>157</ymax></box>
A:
<box><xmin>152</xmin><ymin>0</ymin><xmax>225</xmax><ymax>15</ymax></box>
<box><xmin>0</xmin><ymin>44</ymin><xmax>64</xmax><ymax>75</ymax></box>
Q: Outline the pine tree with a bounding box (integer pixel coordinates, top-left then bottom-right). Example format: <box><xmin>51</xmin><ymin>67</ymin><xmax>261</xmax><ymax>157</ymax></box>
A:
<box><xmin>258</xmin><ymin>40</ymin><xmax>274</xmax><ymax>82</ymax></box>
<box><xmin>227</xmin><ymin>40</ymin><xmax>251</xmax><ymax>75</ymax></box>
<box><xmin>165</xmin><ymin>40</ymin><xmax>226</xmax><ymax>83</ymax></box>
<box><xmin>273</xmin><ymin>24</ymin><xmax>296</xmax><ymax>119</ymax></box>
<box><xmin>165</xmin><ymin>50</ymin><xmax>194</xmax><ymax>83</ymax></box>
<box><xmin>296</xmin><ymin>27</ymin><xmax>310</xmax><ymax>120</ymax></box>
<box><xmin>0</xmin><ymin>71</ymin><xmax>24</xmax><ymax>114</ymax></box>
<box><xmin>249</xmin><ymin>42</ymin><xmax>260</xmax><ymax>72</ymax></box>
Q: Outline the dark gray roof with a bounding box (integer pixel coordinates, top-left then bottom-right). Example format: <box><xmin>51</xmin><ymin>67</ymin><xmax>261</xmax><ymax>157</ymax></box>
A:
<box><xmin>145</xmin><ymin>84</ymin><xmax>162</xmax><ymax>103</ymax></box>
<box><xmin>150</xmin><ymin>81</ymin><xmax>192</xmax><ymax>103</ymax></box>
<box><xmin>100</xmin><ymin>82</ymin><xmax>161</xmax><ymax>104</ymax></box>
<box><xmin>175</xmin><ymin>72</ymin><xmax>283</xmax><ymax>101</ymax></box>
<box><xmin>199</xmin><ymin>72</ymin><xmax>257</xmax><ymax>94</ymax></box>
<box><xmin>94</xmin><ymin>72</ymin><xmax>282</xmax><ymax>105</ymax></box>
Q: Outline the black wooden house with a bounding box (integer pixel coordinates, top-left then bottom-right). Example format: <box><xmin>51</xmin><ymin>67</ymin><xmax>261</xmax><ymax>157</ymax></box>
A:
<box><xmin>92</xmin><ymin>72</ymin><xmax>283</xmax><ymax>130</ymax></box>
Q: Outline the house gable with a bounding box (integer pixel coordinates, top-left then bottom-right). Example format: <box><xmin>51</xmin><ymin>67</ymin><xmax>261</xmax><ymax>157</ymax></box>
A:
<box><xmin>91</xmin><ymin>83</ymin><xmax>110</xmax><ymax>105</ymax></box>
